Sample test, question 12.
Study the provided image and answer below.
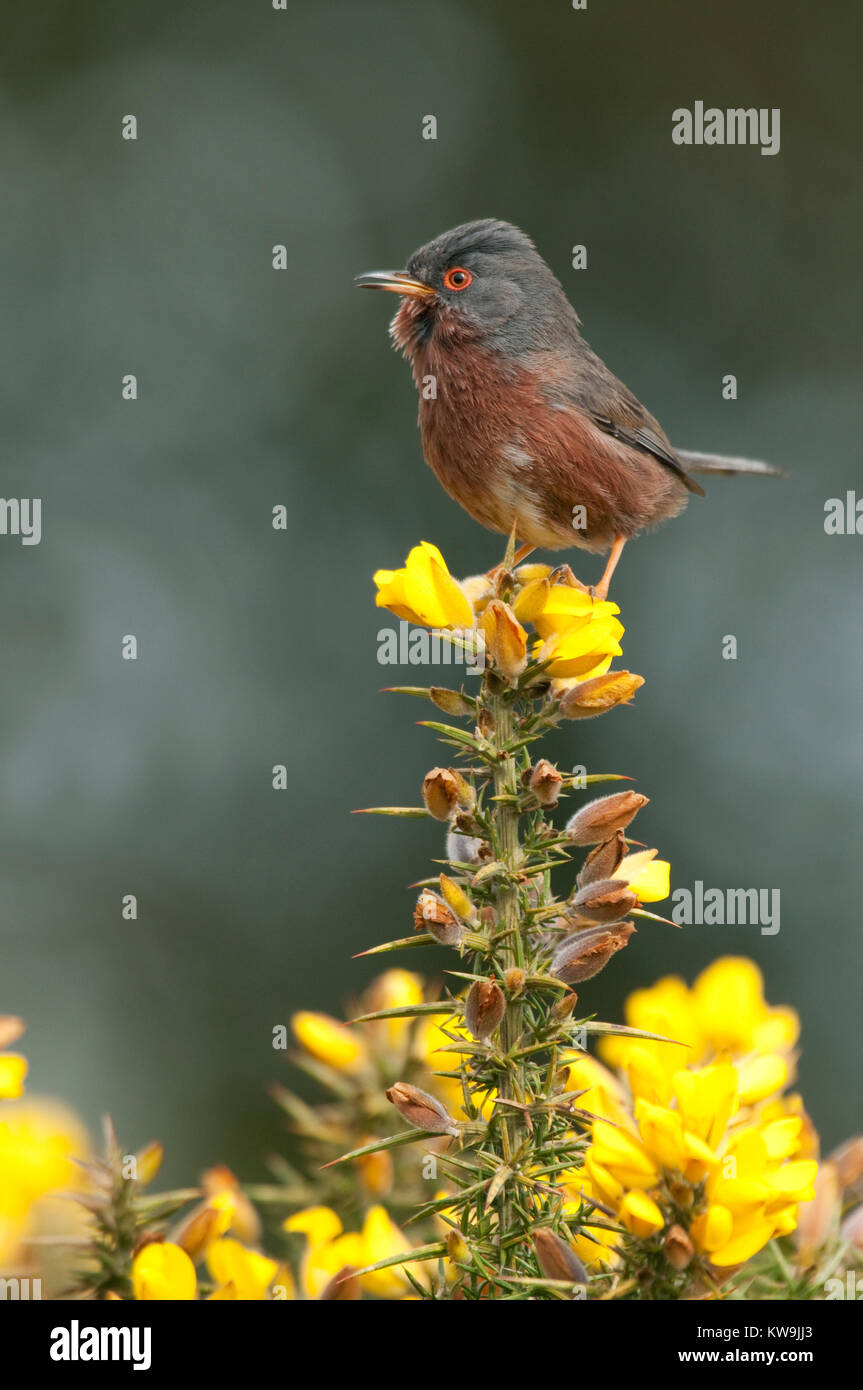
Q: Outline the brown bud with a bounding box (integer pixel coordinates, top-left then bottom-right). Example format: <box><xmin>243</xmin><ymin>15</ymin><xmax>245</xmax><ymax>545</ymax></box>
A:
<box><xmin>664</xmin><ymin>1224</ymin><xmax>694</xmax><ymax>1271</ymax></box>
<box><xmin>414</xmin><ymin>890</ymin><xmax>464</xmax><ymax>946</ymax></box>
<box><xmin>566</xmin><ymin>791</ymin><xmax>649</xmax><ymax>846</ymax></box>
<box><xmin>386</xmin><ymin>1082</ymin><xmax>457</xmax><ymax>1135</ymax></box>
<box><xmin>529</xmin><ymin>759</ymin><xmax>563</xmax><ymax>808</ymax></box>
<box><xmin>531</xmin><ymin>1227</ymin><xmax>587</xmax><ymax>1285</ymax></box>
<box><xmin>464</xmin><ymin>979</ymin><xmax>506</xmax><ymax>1040</ymax></box>
<box><xmin>796</xmin><ymin>1162</ymin><xmax>840</xmax><ymax>1262</ymax></box>
<box><xmin>570</xmin><ymin>878</ymin><xmax>637</xmax><ymax>924</ymax></box>
<box><xmin>558</xmin><ymin>670</ymin><xmax>645</xmax><ymax>719</ymax></box>
<box><xmin>0</xmin><ymin>1015</ymin><xmax>25</xmax><ymax>1049</ymax></box>
<box><xmin>829</xmin><ymin>1136</ymin><xmax>863</xmax><ymax>1191</ymax></box>
<box><xmin>480</xmin><ymin>600</ymin><xmax>528</xmax><ymax>681</ymax></box>
<box><xmin>422</xmin><ymin>767</ymin><xmax>460</xmax><ymax>821</ymax></box>
<box><xmin>175</xmin><ymin>1204</ymin><xmax>224</xmax><ymax>1261</ymax></box>
<box><xmin>503</xmin><ymin>967</ymin><xmax>526</xmax><ymax>996</ymax></box>
<box><xmin>430</xmin><ymin>687</ymin><xmax>473</xmax><ymax>716</ymax></box>
<box><xmin>577</xmin><ymin>831</ymin><xmax>626</xmax><ymax>888</ymax></box>
<box><xmin>551</xmin><ymin>922</ymin><xmax>636</xmax><ymax>983</ymax></box>
<box><xmin>320</xmin><ymin>1265</ymin><xmax>362</xmax><ymax>1300</ymax></box>
<box><xmin>551</xmin><ymin>990</ymin><xmax>578</xmax><ymax>1021</ymax></box>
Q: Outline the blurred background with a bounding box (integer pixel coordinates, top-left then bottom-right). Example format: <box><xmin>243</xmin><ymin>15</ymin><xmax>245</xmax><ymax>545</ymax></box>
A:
<box><xmin>2</xmin><ymin>0</ymin><xmax>860</xmax><ymax>1184</ymax></box>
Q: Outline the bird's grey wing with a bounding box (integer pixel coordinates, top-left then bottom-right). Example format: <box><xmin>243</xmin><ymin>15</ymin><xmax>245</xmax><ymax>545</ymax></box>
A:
<box><xmin>588</xmin><ymin>413</ymin><xmax>706</xmax><ymax>497</ymax></box>
<box><xmin>537</xmin><ymin>345</ymin><xmax>706</xmax><ymax>496</ymax></box>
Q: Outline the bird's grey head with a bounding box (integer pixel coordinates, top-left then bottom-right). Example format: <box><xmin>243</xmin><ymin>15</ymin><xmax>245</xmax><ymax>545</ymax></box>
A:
<box><xmin>356</xmin><ymin>219</ymin><xmax>581</xmax><ymax>356</ymax></box>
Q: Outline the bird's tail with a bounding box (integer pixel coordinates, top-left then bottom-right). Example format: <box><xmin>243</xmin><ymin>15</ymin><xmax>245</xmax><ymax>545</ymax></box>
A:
<box><xmin>676</xmin><ymin>449</ymin><xmax>786</xmax><ymax>479</ymax></box>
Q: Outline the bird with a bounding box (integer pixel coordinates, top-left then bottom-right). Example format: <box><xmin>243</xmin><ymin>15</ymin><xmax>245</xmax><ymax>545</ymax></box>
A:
<box><xmin>356</xmin><ymin>218</ymin><xmax>781</xmax><ymax>597</ymax></box>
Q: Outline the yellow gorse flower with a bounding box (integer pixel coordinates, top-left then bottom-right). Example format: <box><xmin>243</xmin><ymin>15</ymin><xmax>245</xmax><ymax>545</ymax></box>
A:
<box><xmin>283</xmin><ymin>1204</ymin><xmax>416</xmax><ymax>1299</ymax></box>
<box><xmin>599</xmin><ymin>956</ymin><xmax>799</xmax><ymax>1078</ymax></box>
<box><xmin>292</xmin><ymin>1012</ymin><xmax>367</xmax><ymax>1073</ymax></box>
<box><xmin>374</xmin><ymin>541</ymin><xmax>474</xmax><ymax>629</ymax></box>
<box><xmin>578</xmin><ymin>1051</ymin><xmax>817</xmax><ymax>1270</ymax></box>
<box><xmin>132</xmin><ymin>1241</ymin><xmax>197</xmax><ymax>1300</ymax></box>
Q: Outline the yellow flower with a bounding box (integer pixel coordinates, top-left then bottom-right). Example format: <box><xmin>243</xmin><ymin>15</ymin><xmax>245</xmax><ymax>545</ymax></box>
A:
<box><xmin>132</xmin><ymin>1241</ymin><xmax>197</xmax><ymax>1300</ymax></box>
<box><xmin>358</xmin><ymin>1205</ymin><xmax>414</xmax><ymax>1299</ymax></box>
<box><xmin>291</xmin><ymin>1012</ymin><xmax>367</xmax><ymax>1073</ymax></box>
<box><xmin>363</xmin><ymin>969</ymin><xmax>424</xmax><ymax>1050</ymax></box>
<box><xmin>599</xmin><ymin>957</ymin><xmax>798</xmax><ymax>1082</ymax></box>
<box><xmin>0</xmin><ymin>1054</ymin><xmax>27</xmax><ymax>1100</ymax></box>
<box><xmin>480</xmin><ymin>600</ymin><xmax>528</xmax><ymax>680</ymax></box>
<box><xmin>616</xmin><ymin>850</ymin><xmax>671</xmax><ymax>904</ymax></box>
<box><xmin>206</xmin><ymin>1237</ymin><xmax>279</xmax><ymax>1300</ymax></box>
<box><xmin>0</xmin><ymin>1097</ymin><xmax>89</xmax><ymax>1265</ymax></box>
<box><xmin>620</xmin><ymin>1190</ymin><xmax>665</xmax><ymax>1239</ymax></box>
<box><xmin>374</xmin><ymin>541</ymin><xmax>474</xmax><ymax>628</ymax></box>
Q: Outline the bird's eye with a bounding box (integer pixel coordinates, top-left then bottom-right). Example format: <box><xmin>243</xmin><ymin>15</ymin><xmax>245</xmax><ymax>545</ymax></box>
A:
<box><xmin>443</xmin><ymin>266</ymin><xmax>473</xmax><ymax>291</ymax></box>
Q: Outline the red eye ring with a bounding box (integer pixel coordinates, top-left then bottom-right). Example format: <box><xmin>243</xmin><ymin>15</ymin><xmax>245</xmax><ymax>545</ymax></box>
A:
<box><xmin>443</xmin><ymin>266</ymin><xmax>473</xmax><ymax>291</ymax></box>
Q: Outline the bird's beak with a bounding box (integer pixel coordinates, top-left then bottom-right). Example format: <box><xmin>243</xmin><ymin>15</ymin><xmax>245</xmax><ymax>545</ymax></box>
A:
<box><xmin>354</xmin><ymin>270</ymin><xmax>435</xmax><ymax>298</ymax></box>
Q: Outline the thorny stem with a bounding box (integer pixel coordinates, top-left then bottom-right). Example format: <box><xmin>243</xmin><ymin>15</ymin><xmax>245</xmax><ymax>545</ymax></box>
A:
<box><xmin>488</xmin><ymin>679</ymin><xmax>525</xmax><ymax>1263</ymax></box>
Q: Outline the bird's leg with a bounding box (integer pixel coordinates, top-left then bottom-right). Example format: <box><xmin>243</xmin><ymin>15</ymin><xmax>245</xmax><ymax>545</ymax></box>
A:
<box><xmin>591</xmin><ymin>536</ymin><xmax>627</xmax><ymax>601</ymax></box>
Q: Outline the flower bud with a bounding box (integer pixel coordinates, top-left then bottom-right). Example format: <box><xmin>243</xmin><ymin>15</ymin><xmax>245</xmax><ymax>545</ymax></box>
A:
<box><xmin>663</xmin><ymin>1224</ymin><xmax>694</xmax><ymax>1271</ymax></box>
<box><xmin>430</xmin><ymin>687</ymin><xmax>472</xmax><ymax>716</ymax></box>
<box><xmin>570</xmin><ymin>879</ymin><xmax>637</xmax><ymax>924</ymax></box>
<box><xmin>422</xmin><ymin>767</ymin><xmax>460</xmax><ymax>821</ymax></box>
<box><xmin>201</xmin><ymin>1164</ymin><xmax>261</xmax><ymax>1244</ymax></box>
<box><xmin>531</xmin><ymin>1227</ymin><xmax>587</xmax><ymax>1285</ymax></box>
<box><xmin>320</xmin><ymin>1265</ymin><xmax>362</xmax><ymax>1300</ymax></box>
<box><xmin>566</xmin><ymin>790</ymin><xmax>649</xmax><ymax>846</ymax></box>
<box><xmin>134</xmin><ymin>1141</ymin><xmax>164</xmax><ymax>1188</ymax></box>
<box><xmin>551</xmin><ymin>922</ymin><xmax>636</xmax><ymax>983</ymax></box>
<box><xmin>464</xmin><ymin>980</ymin><xmax>506</xmax><ymax>1040</ymax></box>
<box><xmin>439</xmin><ymin>873</ymin><xmax>476</xmax><ymax>922</ymax></box>
<box><xmin>386</xmin><ymin>1082</ymin><xmax>458</xmax><ymax>1135</ymax></box>
<box><xmin>414</xmin><ymin>890</ymin><xmax>464</xmax><ymax>946</ymax></box>
<box><xmin>480</xmin><ymin>600</ymin><xmax>528</xmax><ymax>681</ymax></box>
<box><xmin>795</xmin><ymin>1162</ymin><xmax>840</xmax><ymax>1262</ymax></box>
<box><xmin>175</xmin><ymin>1203</ymin><xmax>230</xmax><ymax>1261</ymax></box>
<box><xmin>829</xmin><ymin>1136</ymin><xmax>863</xmax><ymax>1191</ymax></box>
<box><xmin>503</xmin><ymin>967</ymin><xmax>526</xmax><ymax>995</ymax></box>
<box><xmin>0</xmin><ymin>1016</ymin><xmax>25</xmax><ymax>1049</ymax></box>
<box><xmin>529</xmin><ymin>759</ymin><xmax>563</xmax><ymax>808</ymax></box>
<box><xmin>551</xmin><ymin>990</ymin><xmax>578</xmax><ymax>1021</ymax></box>
<box><xmin>577</xmin><ymin>831</ymin><xmax>626</xmax><ymax>887</ymax></box>
<box><xmin>558</xmin><ymin>670</ymin><xmax>645</xmax><ymax>719</ymax></box>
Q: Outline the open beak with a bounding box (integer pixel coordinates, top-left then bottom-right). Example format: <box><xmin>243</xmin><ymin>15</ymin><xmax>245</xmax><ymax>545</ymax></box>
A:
<box><xmin>354</xmin><ymin>270</ymin><xmax>435</xmax><ymax>298</ymax></box>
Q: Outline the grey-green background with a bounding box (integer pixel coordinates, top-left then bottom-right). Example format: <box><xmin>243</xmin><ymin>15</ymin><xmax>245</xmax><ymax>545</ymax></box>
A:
<box><xmin>3</xmin><ymin>0</ymin><xmax>860</xmax><ymax>1183</ymax></box>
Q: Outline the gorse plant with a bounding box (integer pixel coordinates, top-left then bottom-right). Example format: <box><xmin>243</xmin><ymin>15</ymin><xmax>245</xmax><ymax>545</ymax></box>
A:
<box><xmin>1</xmin><ymin>537</ymin><xmax>860</xmax><ymax>1301</ymax></box>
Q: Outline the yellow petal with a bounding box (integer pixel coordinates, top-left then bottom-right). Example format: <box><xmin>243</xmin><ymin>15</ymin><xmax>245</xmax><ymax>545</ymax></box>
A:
<box><xmin>132</xmin><ymin>1242</ymin><xmax>197</xmax><ymax>1301</ymax></box>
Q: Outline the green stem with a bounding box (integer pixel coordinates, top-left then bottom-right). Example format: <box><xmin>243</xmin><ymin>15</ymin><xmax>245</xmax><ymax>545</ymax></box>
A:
<box><xmin>489</xmin><ymin>681</ymin><xmax>525</xmax><ymax>1265</ymax></box>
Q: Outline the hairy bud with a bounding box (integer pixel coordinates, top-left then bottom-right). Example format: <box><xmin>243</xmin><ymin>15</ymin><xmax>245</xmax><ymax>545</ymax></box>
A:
<box><xmin>558</xmin><ymin>670</ymin><xmax>644</xmax><ymax>719</ymax></box>
<box><xmin>422</xmin><ymin>767</ymin><xmax>460</xmax><ymax>821</ymax></box>
<box><xmin>570</xmin><ymin>879</ymin><xmax>637</xmax><ymax>924</ymax></box>
<box><xmin>414</xmin><ymin>889</ymin><xmax>464</xmax><ymax>946</ymax></box>
<box><xmin>480</xmin><ymin>600</ymin><xmax>528</xmax><ymax>681</ymax></box>
<box><xmin>529</xmin><ymin>758</ymin><xmax>563</xmax><ymax>808</ymax></box>
<box><xmin>464</xmin><ymin>979</ymin><xmax>506</xmax><ymax>1040</ymax></box>
<box><xmin>663</xmin><ymin>1224</ymin><xmax>695</xmax><ymax>1271</ymax></box>
<box><xmin>386</xmin><ymin>1082</ymin><xmax>458</xmax><ymax>1135</ymax></box>
<box><xmin>532</xmin><ymin>1227</ymin><xmax>587</xmax><ymax>1286</ymax></box>
<box><xmin>551</xmin><ymin>922</ymin><xmax>636</xmax><ymax>983</ymax></box>
<box><xmin>566</xmin><ymin>791</ymin><xmax>649</xmax><ymax>846</ymax></box>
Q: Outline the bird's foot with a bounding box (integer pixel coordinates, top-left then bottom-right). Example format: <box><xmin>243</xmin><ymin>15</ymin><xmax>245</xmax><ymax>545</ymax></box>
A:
<box><xmin>549</xmin><ymin>564</ymin><xmax>590</xmax><ymax>593</ymax></box>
